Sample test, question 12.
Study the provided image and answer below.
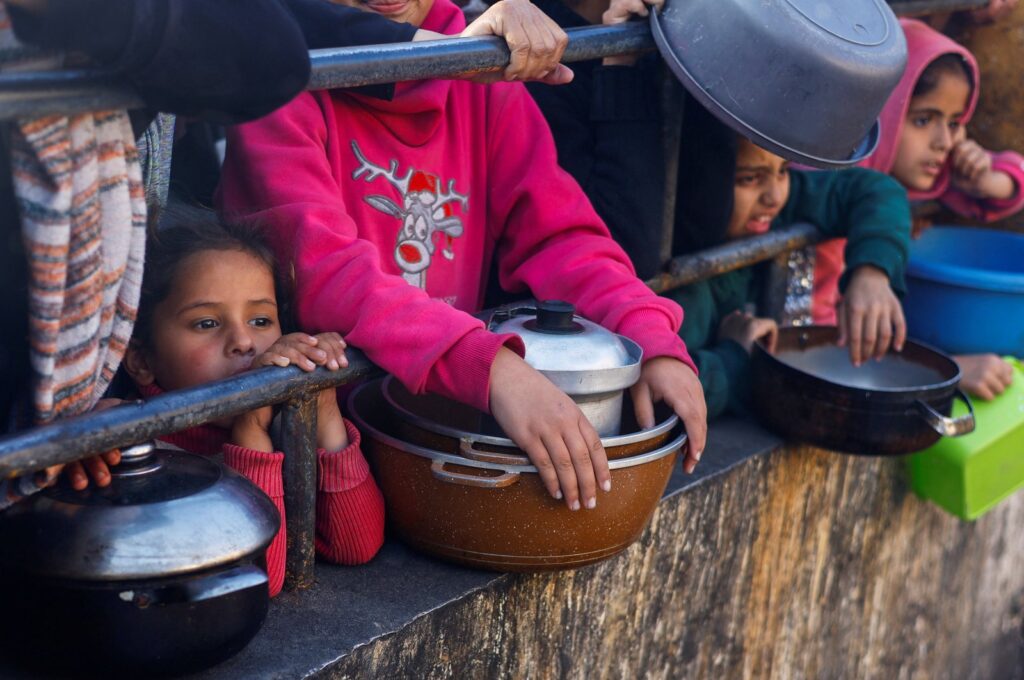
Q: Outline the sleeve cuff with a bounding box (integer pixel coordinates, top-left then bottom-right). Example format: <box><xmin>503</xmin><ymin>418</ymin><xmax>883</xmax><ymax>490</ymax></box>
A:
<box><xmin>223</xmin><ymin>444</ymin><xmax>285</xmax><ymax>498</ymax></box>
<box><xmin>318</xmin><ymin>418</ymin><xmax>372</xmax><ymax>492</ymax></box>
<box><xmin>423</xmin><ymin>328</ymin><xmax>526</xmax><ymax>414</ymax></box>
<box><xmin>613</xmin><ymin>308</ymin><xmax>698</xmax><ymax>376</ymax></box>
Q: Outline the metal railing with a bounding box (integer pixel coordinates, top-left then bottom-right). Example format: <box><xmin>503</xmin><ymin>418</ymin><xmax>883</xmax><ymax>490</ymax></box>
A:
<box><xmin>0</xmin><ymin>0</ymin><xmax>974</xmax><ymax>588</ymax></box>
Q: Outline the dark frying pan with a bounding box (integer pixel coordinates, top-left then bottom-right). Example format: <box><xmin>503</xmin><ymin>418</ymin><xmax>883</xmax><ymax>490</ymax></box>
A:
<box><xmin>750</xmin><ymin>326</ymin><xmax>974</xmax><ymax>455</ymax></box>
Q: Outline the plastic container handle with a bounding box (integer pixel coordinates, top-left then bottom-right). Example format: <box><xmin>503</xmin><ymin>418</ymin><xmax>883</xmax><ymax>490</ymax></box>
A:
<box><xmin>914</xmin><ymin>388</ymin><xmax>976</xmax><ymax>437</ymax></box>
<box><xmin>430</xmin><ymin>460</ymin><xmax>521</xmax><ymax>488</ymax></box>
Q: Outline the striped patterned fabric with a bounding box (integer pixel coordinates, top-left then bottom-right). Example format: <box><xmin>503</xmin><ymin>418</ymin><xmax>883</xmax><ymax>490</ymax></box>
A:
<box><xmin>1</xmin><ymin>5</ymin><xmax>146</xmax><ymax>425</ymax></box>
<box><xmin>0</xmin><ymin>4</ymin><xmax>146</xmax><ymax>509</ymax></box>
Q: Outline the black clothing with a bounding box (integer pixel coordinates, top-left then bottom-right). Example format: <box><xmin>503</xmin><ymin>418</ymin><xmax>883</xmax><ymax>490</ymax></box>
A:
<box><xmin>526</xmin><ymin>0</ymin><xmax>735</xmax><ymax>277</ymax></box>
<box><xmin>7</xmin><ymin>0</ymin><xmax>417</xmax><ymax>124</ymax></box>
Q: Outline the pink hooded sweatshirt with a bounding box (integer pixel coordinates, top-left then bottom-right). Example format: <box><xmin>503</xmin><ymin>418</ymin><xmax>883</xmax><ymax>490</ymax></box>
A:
<box><xmin>218</xmin><ymin>0</ymin><xmax>694</xmax><ymax>413</ymax></box>
<box><xmin>813</xmin><ymin>18</ymin><xmax>1024</xmax><ymax>324</ymax></box>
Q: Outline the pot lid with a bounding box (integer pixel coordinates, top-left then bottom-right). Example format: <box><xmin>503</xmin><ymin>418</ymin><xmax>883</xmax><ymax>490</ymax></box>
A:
<box><xmin>490</xmin><ymin>301</ymin><xmax>641</xmax><ymax>374</ymax></box>
<box><xmin>0</xmin><ymin>442</ymin><xmax>280</xmax><ymax>581</ymax></box>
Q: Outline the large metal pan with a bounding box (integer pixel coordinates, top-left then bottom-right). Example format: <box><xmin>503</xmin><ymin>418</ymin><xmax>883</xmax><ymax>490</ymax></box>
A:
<box><xmin>651</xmin><ymin>0</ymin><xmax>906</xmax><ymax>168</ymax></box>
<box><xmin>751</xmin><ymin>326</ymin><xmax>974</xmax><ymax>455</ymax></box>
<box><xmin>349</xmin><ymin>380</ymin><xmax>684</xmax><ymax>572</ymax></box>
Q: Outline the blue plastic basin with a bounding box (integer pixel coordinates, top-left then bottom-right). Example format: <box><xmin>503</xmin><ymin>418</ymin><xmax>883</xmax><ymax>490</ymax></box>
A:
<box><xmin>904</xmin><ymin>226</ymin><xmax>1024</xmax><ymax>356</ymax></box>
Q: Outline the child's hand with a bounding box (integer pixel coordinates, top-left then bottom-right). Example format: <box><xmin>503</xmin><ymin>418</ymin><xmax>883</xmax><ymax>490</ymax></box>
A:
<box><xmin>316</xmin><ymin>388</ymin><xmax>349</xmax><ymax>452</ymax></box>
<box><xmin>489</xmin><ymin>347</ymin><xmax>610</xmax><ymax>511</ymax></box>
<box><xmin>50</xmin><ymin>398</ymin><xmax>124</xmax><ymax>491</ymax></box>
<box><xmin>717</xmin><ymin>311</ymin><xmax>778</xmax><ymax>354</ymax></box>
<box><xmin>630</xmin><ymin>356</ymin><xmax>707</xmax><ymax>474</ymax></box>
<box><xmin>955</xmin><ymin>353</ymin><xmax>1014</xmax><ymax>400</ymax></box>
<box><xmin>231</xmin><ymin>406</ymin><xmax>274</xmax><ymax>453</ymax></box>
<box><xmin>460</xmin><ymin>0</ymin><xmax>573</xmax><ymax>85</ymax></box>
<box><xmin>950</xmin><ymin>138</ymin><xmax>1016</xmax><ymax>200</ymax></box>
<box><xmin>254</xmin><ymin>332</ymin><xmax>349</xmax><ymax>372</ymax></box>
<box><xmin>837</xmin><ymin>265</ymin><xmax>906</xmax><ymax>367</ymax></box>
<box><xmin>602</xmin><ymin>0</ymin><xmax>664</xmax><ymax>66</ymax></box>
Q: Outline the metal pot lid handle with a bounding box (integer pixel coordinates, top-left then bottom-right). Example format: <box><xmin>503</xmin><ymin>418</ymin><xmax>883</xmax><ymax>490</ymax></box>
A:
<box><xmin>430</xmin><ymin>460</ymin><xmax>521</xmax><ymax>488</ymax></box>
<box><xmin>913</xmin><ymin>389</ymin><xmax>976</xmax><ymax>437</ymax></box>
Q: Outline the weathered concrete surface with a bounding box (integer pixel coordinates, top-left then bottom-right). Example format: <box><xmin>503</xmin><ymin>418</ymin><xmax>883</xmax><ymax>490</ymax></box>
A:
<box><xmin>325</xmin><ymin>447</ymin><xmax>1024</xmax><ymax>679</ymax></box>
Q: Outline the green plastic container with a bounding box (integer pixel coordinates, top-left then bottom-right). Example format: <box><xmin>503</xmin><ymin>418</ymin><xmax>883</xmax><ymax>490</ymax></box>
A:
<box><xmin>908</xmin><ymin>358</ymin><xmax>1024</xmax><ymax>520</ymax></box>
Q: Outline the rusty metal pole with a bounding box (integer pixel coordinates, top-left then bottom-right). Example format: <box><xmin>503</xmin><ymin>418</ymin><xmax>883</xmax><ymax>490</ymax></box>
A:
<box><xmin>280</xmin><ymin>395</ymin><xmax>319</xmax><ymax>591</ymax></box>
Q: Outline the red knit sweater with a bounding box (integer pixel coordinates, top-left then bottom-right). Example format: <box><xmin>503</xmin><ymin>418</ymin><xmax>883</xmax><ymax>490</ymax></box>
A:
<box><xmin>141</xmin><ymin>385</ymin><xmax>385</xmax><ymax>597</ymax></box>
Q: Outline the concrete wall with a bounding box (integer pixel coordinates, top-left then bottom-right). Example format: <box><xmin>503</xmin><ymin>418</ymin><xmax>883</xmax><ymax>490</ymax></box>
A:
<box><xmin>322</xmin><ymin>446</ymin><xmax>1024</xmax><ymax>679</ymax></box>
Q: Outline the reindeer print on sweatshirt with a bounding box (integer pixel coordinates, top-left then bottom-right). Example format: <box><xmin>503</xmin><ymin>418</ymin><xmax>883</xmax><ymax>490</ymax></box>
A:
<box><xmin>351</xmin><ymin>141</ymin><xmax>468</xmax><ymax>290</ymax></box>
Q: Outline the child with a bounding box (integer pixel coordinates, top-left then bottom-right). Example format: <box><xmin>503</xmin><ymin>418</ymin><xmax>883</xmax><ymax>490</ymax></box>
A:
<box><xmin>122</xmin><ymin>204</ymin><xmax>384</xmax><ymax>597</ymax></box>
<box><xmin>218</xmin><ymin>0</ymin><xmax>709</xmax><ymax>513</ymax></box>
<box><xmin>813</xmin><ymin>18</ymin><xmax>1022</xmax><ymax>400</ymax></box>
<box><xmin>668</xmin><ymin>138</ymin><xmax>910</xmax><ymax>419</ymax></box>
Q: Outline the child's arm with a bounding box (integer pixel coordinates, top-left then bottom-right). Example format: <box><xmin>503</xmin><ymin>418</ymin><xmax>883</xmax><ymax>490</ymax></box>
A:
<box><xmin>943</xmin><ymin>139</ymin><xmax>1024</xmax><ymax>222</ymax></box>
<box><xmin>786</xmin><ymin>169</ymin><xmax>911</xmax><ymax>363</ymax></box>
<box><xmin>484</xmin><ymin>83</ymin><xmax>706</xmax><ymax>464</ymax></box>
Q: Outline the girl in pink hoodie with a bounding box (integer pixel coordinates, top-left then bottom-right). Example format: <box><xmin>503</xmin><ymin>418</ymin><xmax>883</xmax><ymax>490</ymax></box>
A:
<box><xmin>218</xmin><ymin>0</ymin><xmax>707</xmax><ymax>513</ymax></box>
<box><xmin>813</xmin><ymin>18</ymin><xmax>1022</xmax><ymax>400</ymax></box>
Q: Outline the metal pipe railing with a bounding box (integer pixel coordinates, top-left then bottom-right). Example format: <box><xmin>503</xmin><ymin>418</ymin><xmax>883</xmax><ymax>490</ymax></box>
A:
<box><xmin>887</xmin><ymin>0</ymin><xmax>989</xmax><ymax>15</ymax></box>
<box><xmin>0</xmin><ymin>23</ymin><xmax>653</xmax><ymax>122</ymax></box>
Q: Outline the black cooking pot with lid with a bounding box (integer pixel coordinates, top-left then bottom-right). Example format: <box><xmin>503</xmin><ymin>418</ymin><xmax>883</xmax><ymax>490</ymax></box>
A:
<box><xmin>751</xmin><ymin>326</ymin><xmax>975</xmax><ymax>455</ymax></box>
<box><xmin>0</xmin><ymin>441</ymin><xmax>280</xmax><ymax>677</ymax></box>
<box><xmin>651</xmin><ymin>0</ymin><xmax>907</xmax><ymax>168</ymax></box>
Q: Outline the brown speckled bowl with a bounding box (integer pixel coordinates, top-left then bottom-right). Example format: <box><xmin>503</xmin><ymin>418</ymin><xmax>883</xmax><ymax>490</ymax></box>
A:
<box><xmin>349</xmin><ymin>379</ymin><xmax>684</xmax><ymax>572</ymax></box>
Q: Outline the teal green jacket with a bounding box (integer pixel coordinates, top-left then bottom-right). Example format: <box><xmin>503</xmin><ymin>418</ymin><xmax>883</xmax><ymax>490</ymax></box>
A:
<box><xmin>666</xmin><ymin>168</ymin><xmax>911</xmax><ymax>419</ymax></box>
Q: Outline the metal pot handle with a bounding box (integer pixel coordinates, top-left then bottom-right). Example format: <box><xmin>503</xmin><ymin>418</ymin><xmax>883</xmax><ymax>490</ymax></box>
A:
<box><xmin>459</xmin><ymin>438</ymin><xmax>530</xmax><ymax>466</ymax></box>
<box><xmin>913</xmin><ymin>388</ymin><xmax>975</xmax><ymax>437</ymax></box>
<box><xmin>430</xmin><ymin>459</ymin><xmax>520</xmax><ymax>488</ymax></box>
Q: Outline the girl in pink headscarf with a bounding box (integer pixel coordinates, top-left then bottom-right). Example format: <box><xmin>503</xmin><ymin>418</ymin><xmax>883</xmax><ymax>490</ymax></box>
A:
<box><xmin>813</xmin><ymin>17</ymin><xmax>1023</xmax><ymax>400</ymax></box>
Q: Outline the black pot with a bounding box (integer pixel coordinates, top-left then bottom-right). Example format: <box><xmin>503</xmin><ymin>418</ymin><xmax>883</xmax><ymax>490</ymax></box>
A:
<box><xmin>0</xmin><ymin>442</ymin><xmax>279</xmax><ymax>677</ymax></box>
<box><xmin>751</xmin><ymin>326</ymin><xmax>975</xmax><ymax>455</ymax></box>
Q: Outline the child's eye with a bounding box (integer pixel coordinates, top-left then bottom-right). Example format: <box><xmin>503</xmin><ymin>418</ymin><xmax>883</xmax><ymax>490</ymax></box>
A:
<box><xmin>250</xmin><ymin>317</ymin><xmax>275</xmax><ymax>328</ymax></box>
<box><xmin>735</xmin><ymin>174</ymin><xmax>758</xmax><ymax>187</ymax></box>
<box><xmin>948</xmin><ymin>120</ymin><xmax>962</xmax><ymax>133</ymax></box>
<box><xmin>778</xmin><ymin>165</ymin><xmax>790</xmax><ymax>178</ymax></box>
<box><xmin>192</xmin><ymin>319</ymin><xmax>218</xmax><ymax>331</ymax></box>
<box><xmin>911</xmin><ymin>114</ymin><xmax>932</xmax><ymax>128</ymax></box>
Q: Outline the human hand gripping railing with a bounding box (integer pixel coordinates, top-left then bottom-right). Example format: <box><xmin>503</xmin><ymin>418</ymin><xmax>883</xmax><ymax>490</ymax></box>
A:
<box><xmin>0</xmin><ymin>350</ymin><xmax>382</xmax><ymax>590</ymax></box>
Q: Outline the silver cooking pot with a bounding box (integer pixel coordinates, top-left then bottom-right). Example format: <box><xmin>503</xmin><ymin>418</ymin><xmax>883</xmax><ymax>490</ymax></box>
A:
<box><xmin>488</xmin><ymin>301</ymin><xmax>643</xmax><ymax>436</ymax></box>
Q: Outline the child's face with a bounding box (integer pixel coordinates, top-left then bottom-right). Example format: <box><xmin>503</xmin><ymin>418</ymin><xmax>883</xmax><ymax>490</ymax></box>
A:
<box><xmin>134</xmin><ymin>249</ymin><xmax>282</xmax><ymax>391</ymax></box>
<box><xmin>891</xmin><ymin>71</ymin><xmax>970</xmax><ymax>192</ymax></box>
<box><xmin>331</xmin><ymin>0</ymin><xmax>434</xmax><ymax>27</ymax></box>
<box><xmin>726</xmin><ymin>139</ymin><xmax>790</xmax><ymax>240</ymax></box>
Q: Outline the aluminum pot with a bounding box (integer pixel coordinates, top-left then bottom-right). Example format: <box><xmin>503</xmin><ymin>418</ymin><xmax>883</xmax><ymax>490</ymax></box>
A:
<box><xmin>651</xmin><ymin>0</ymin><xmax>906</xmax><ymax>168</ymax></box>
<box><xmin>0</xmin><ymin>442</ymin><xmax>279</xmax><ymax>677</ymax></box>
<box><xmin>751</xmin><ymin>326</ymin><xmax>975</xmax><ymax>455</ymax></box>
<box><xmin>349</xmin><ymin>380</ymin><xmax>685</xmax><ymax>571</ymax></box>
<box><xmin>381</xmin><ymin>375</ymin><xmax>678</xmax><ymax>461</ymax></box>
<box><xmin>487</xmin><ymin>301</ymin><xmax>642</xmax><ymax>436</ymax></box>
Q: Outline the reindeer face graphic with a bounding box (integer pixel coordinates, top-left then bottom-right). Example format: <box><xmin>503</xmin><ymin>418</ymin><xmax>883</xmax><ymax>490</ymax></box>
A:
<box><xmin>351</xmin><ymin>141</ymin><xmax>468</xmax><ymax>289</ymax></box>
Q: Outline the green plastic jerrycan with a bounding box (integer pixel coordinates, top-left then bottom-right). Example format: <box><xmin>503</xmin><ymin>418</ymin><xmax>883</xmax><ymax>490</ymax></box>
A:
<box><xmin>908</xmin><ymin>357</ymin><xmax>1024</xmax><ymax>520</ymax></box>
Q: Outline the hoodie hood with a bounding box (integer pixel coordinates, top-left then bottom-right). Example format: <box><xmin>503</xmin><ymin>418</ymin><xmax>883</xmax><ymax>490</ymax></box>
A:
<box><xmin>864</xmin><ymin>18</ymin><xmax>979</xmax><ymax>201</ymax></box>
<box><xmin>338</xmin><ymin>0</ymin><xmax>466</xmax><ymax>146</ymax></box>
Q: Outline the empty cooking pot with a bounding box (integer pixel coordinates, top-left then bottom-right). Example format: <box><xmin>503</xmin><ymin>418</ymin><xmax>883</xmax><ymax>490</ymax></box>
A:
<box><xmin>350</xmin><ymin>379</ymin><xmax>684</xmax><ymax>571</ymax></box>
<box><xmin>751</xmin><ymin>326</ymin><xmax>974</xmax><ymax>455</ymax></box>
<box><xmin>651</xmin><ymin>0</ymin><xmax>907</xmax><ymax>168</ymax></box>
<box><xmin>0</xmin><ymin>442</ymin><xmax>279</xmax><ymax>676</ymax></box>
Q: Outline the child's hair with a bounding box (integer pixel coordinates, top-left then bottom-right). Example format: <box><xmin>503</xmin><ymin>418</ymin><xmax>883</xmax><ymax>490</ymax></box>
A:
<box><xmin>134</xmin><ymin>202</ymin><xmax>288</xmax><ymax>348</ymax></box>
<box><xmin>913</xmin><ymin>53</ymin><xmax>974</xmax><ymax>99</ymax></box>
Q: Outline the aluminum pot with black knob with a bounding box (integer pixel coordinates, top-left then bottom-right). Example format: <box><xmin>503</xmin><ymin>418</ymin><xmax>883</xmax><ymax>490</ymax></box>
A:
<box><xmin>488</xmin><ymin>301</ymin><xmax>643</xmax><ymax>436</ymax></box>
<box><xmin>0</xmin><ymin>441</ymin><xmax>280</xmax><ymax>677</ymax></box>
